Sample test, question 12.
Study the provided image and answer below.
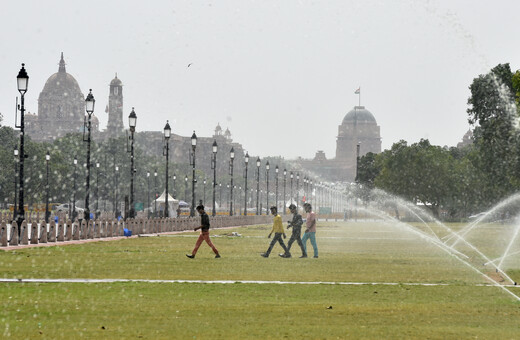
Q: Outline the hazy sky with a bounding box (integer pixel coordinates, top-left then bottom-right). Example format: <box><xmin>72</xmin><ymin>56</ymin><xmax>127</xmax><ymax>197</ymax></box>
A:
<box><xmin>1</xmin><ymin>0</ymin><xmax>519</xmax><ymax>159</ymax></box>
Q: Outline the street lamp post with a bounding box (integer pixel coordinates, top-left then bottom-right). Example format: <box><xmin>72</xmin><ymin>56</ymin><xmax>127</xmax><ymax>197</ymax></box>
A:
<box><xmin>283</xmin><ymin>169</ymin><xmax>287</xmax><ymax>215</ymax></box>
<box><xmin>45</xmin><ymin>151</ymin><xmax>50</xmax><ymax>223</ymax></box>
<box><xmin>211</xmin><ymin>140</ymin><xmax>217</xmax><ymax>216</ymax></box>
<box><xmin>154</xmin><ymin>169</ymin><xmax>158</xmax><ymax>217</ymax></box>
<box><xmin>15</xmin><ymin>63</ymin><xmax>29</xmax><ymax>230</ymax></box>
<box><xmin>275</xmin><ymin>165</ymin><xmax>279</xmax><ymax>212</ymax></box>
<box><xmin>83</xmin><ymin>89</ymin><xmax>95</xmax><ymax>221</ymax></box>
<box><xmin>265</xmin><ymin>161</ymin><xmax>270</xmax><ymax>210</ymax></box>
<box><xmin>127</xmin><ymin>108</ymin><xmax>137</xmax><ymax>219</ymax></box>
<box><xmin>290</xmin><ymin>171</ymin><xmax>293</xmax><ymax>208</ymax></box>
<box><xmin>163</xmin><ymin>121</ymin><xmax>171</xmax><ymax>217</ymax></box>
<box><xmin>13</xmin><ymin>149</ymin><xmax>18</xmax><ymax>221</ymax></box>
<box><xmin>229</xmin><ymin>147</ymin><xmax>235</xmax><ymax>216</ymax></box>
<box><xmin>190</xmin><ymin>132</ymin><xmax>197</xmax><ymax>217</ymax></box>
<box><xmin>296</xmin><ymin>173</ymin><xmax>300</xmax><ymax>209</ymax></box>
<box><xmin>243</xmin><ymin>152</ymin><xmax>249</xmax><ymax>216</ymax></box>
<box><xmin>256</xmin><ymin>158</ymin><xmax>260</xmax><ymax>215</ymax></box>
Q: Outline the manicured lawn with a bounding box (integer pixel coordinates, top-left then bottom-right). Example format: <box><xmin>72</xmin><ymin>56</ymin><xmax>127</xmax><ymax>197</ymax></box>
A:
<box><xmin>1</xmin><ymin>221</ymin><xmax>519</xmax><ymax>339</ymax></box>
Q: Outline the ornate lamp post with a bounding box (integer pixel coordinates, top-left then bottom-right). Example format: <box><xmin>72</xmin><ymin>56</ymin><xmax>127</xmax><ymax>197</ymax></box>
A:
<box><xmin>16</xmin><ymin>63</ymin><xmax>29</xmax><ymax>229</ymax></box>
<box><xmin>190</xmin><ymin>131</ymin><xmax>197</xmax><ymax>217</ymax></box>
<box><xmin>283</xmin><ymin>168</ymin><xmax>287</xmax><ymax>215</ymax></box>
<box><xmin>154</xmin><ymin>169</ymin><xmax>158</xmax><ymax>217</ymax></box>
<box><xmin>296</xmin><ymin>173</ymin><xmax>300</xmax><ymax>209</ymax></box>
<box><xmin>163</xmin><ymin>121</ymin><xmax>171</xmax><ymax>217</ymax></box>
<box><xmin>45</xmin><ymin>151</ymin><xmax>51</xmax><ymax>223</ymax></box>
<box><xmin>290</xmin><ymin>171</ymin><xmax>293</xmax><ymax>208</ymax></box>
<box><xmin>73</xmin><ymin>156</ymin><xmax>77</xmax><ymax>220</ymax></box>
<box><xmin>265</xmin><ymin>161</ymin><xmax>270</xmax><ymax>210</ymax></box>
<box><xmin>83</xmin><ymin>89</ymin><xmax>95</xmax><ymax>221</ymax></box>
<box><xmin>229</xmin><ymin>147</ymin><xmax>235</xmax><ymax>216</ymax></box>
<box><xmin>275</xmin><ymin>165</ymin><xmax>279</xmax><ymax>213</ymax></box>
<box><xmin>256</xmin><ymin>157</ymin><xmax>261</xmax><ymax>215</ymax></box>
<box><xmin>243</xmin><ymin>152</ymin><xmax>249</xmax><ymax>216</ymax></box>
<box><xmin>127</xmin><ymin>108</ymin><xmax>137</xmax><ymax>219</ymax></box>
<box><xmin>211</xmin><ymin>140</ymin><xmax>217</xmax><ymax>216</ymax></box>
<box><xmin>13</xmin><ymin>149</ymin><xmax>18</xmax><ymax>221</ymax></box>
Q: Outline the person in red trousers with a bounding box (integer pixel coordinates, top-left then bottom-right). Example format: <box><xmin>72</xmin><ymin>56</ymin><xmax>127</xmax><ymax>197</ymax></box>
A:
<box><xmin>186</xmin><ymin>205</ymin><xmax>220</xmax><ymax>259</ymax></box>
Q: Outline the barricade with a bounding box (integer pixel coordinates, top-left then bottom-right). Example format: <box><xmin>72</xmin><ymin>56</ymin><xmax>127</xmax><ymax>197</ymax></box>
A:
<box><xmin>94</xmin><ymin>220</ymin><xmax>101</xmax><ymax>239</ymax></box>
<box><xmin>0</xmin><ymin>222</ymin><xmax>7</xmax><ymax>247</ymax></box>
<box><xmin>107</xmin><ymin>220</ymin><xmax>113</xmax><ymax>237</ymax></box>
<box><xmin>39</xmin><ymin>222</ymin><xmax>48</xmax><ymax>243</ymax></box>
<box><xmin>80</xmin><ymin>219</ymin><xmax>87</xmax><ymax>239</ymax></box>
<box><xmin>57</xmin><ymin>221</ymin><xmax>64</xmax><ymax>242</ymax></box>
<box><xmin>20</xmin><ymin>221</ymin><xmax>29</xmax><ymax>245</ymax></box>
<box><xmin>87</xmin><ymin>220</ymin><xmax>94</xmax><ymax>239</ymax></box>
<box><xmin>65</xmin><ymin>220</ymin><xmax>72</xmax><ymax>241</ymax></box>
<box><xmin>1</xmin><ymin>215</ymin><xmax>273</xmax><ymax>248</ymax></box>
<box><xmin>30</xmin><ymin>222</ymin><xmax>38</xmax><ymax>244</ymax></box>
<box><xmin>9</xmin><ymin>221</ymin><xmax>19</xmax><ymax>246</ymax></box>
<box><xmin>48</xmin><ymin>221</ymin><xmax>56</xmax><ymax>242</ymax></box>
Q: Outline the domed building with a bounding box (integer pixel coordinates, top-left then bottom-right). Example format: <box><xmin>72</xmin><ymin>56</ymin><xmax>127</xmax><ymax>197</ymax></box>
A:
<box><xmin>336</xmin><ymin>106</ymin><xmax>381</xmax><ymax>162</ymax></box>
<box><xmin>26</xmin><ymin>53</ymin><xmax>99</xmax><ymax>142</ymax></box>
<box><xmin>297</xmin><ymin>104</ymin><xmax>382</xmax><ymax>182</ymax></box>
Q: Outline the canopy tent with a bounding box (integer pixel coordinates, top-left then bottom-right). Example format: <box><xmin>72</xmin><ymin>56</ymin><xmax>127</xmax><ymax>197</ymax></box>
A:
<box><xmin>152</xmin><ymin>191</ymin><xmax>180</xmax><ymax>217</ymax></box>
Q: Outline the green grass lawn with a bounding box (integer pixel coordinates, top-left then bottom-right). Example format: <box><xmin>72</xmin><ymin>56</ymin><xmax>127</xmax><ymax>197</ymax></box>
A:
<box><xmin>1</xmin><ymin>221</ymin><xmax>519</xmax><ymax>339</ymax></box>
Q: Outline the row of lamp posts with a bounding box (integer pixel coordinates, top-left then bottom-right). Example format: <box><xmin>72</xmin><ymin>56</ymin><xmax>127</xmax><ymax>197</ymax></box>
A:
<box><xmin>13</xmin><ymin>63</ymin><xmax>326</xmax><ymax>230</ymax></box>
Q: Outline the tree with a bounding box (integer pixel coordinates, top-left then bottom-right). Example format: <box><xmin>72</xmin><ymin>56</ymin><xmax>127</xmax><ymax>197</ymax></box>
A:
<box><xmin>375</xmin><ymin>139</ymin><xmax>457</xmax><ymax>218</ymax></box>
<box><xmin>467</xmin><ymin>63</ymin><xmax>519</xmax><ymax>206</ymax></box>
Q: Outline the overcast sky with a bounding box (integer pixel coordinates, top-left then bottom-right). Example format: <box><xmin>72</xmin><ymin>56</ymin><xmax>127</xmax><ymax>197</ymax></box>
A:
<box><xmin>1</xmin><ymin>0</ymin><xmax>519</xmax><ymax>159</ymax></box>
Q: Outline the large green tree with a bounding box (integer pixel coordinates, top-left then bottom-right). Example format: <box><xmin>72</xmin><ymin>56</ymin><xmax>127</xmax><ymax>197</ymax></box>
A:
<box><xmin>375</xmin><ymin>139</ymin><xmax>457</xmax><ymax>218</ymax></box>
<box><xmin>467</xmin><ymin>63</ymin><xmax>520</xmax><ymax>206</ymax></box>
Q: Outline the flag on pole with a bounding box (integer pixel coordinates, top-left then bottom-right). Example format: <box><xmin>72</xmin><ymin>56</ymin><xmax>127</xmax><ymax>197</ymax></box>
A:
<box><xmin>354</xmin><ymin>87</ymin><xmax>360</xmax><ymax>94</ymax></box>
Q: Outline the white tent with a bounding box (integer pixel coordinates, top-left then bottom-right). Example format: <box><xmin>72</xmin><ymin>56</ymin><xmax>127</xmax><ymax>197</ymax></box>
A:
<box><xmin>153</xmin><ymin>191</ymin><xmax>180</xmax><ymax>217</ymax></box>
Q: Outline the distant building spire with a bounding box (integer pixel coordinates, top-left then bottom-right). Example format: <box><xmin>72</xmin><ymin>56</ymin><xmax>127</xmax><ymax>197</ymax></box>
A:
<box><xmin>58</xmin><ymin>52</ymin><xmax>66</xmax><ymax>73</ymax></box>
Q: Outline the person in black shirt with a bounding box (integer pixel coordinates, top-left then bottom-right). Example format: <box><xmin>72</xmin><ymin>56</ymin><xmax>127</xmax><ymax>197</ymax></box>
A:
<box><xmin>280</xmin><ymin>204</ymin><xmax>307</xmax><ymax>258</ymax></box>
<box><xmin>186</xmin><ymin>205</ymin><xmax>220</xmax><ymax>258</ymax></box>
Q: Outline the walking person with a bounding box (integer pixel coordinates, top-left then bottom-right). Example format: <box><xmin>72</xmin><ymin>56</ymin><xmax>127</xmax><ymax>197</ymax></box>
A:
<box><xmin>301</xmin><ymin>203</ymin><xmax>318</xmax><ymax>258</ymax></box>
<box><xmin>279</xmin><ymin>204</ymin><xmax>306</xmax><ymax>258</ymax></box>
<box><xmin>186</xmin><ymin>205</ymin><xmax>221</xmax><ymax>259</ymax></box>
<box><xmin>261</xmin><ymin>206</ymin><xmax>289</xmax><ymax>258</ymax></box>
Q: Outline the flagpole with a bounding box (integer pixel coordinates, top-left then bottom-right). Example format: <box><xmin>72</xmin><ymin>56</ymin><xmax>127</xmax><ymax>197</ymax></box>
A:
<box><xmin>358</xmin><ymin>87</ymin><xmax>361</xmax><ymax>106</ymax></box>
